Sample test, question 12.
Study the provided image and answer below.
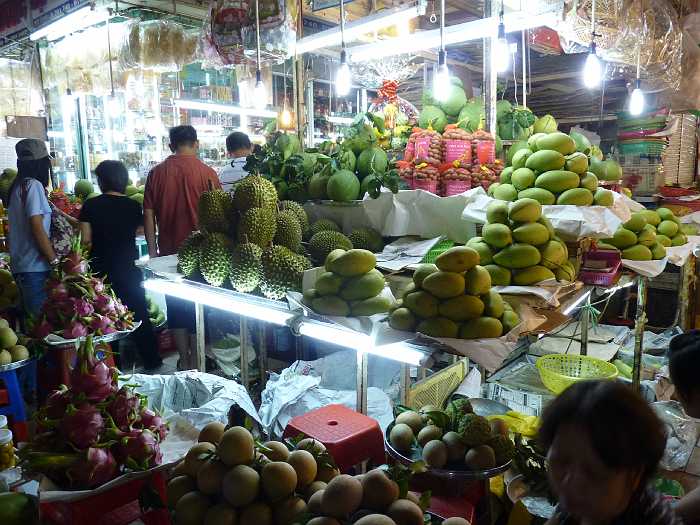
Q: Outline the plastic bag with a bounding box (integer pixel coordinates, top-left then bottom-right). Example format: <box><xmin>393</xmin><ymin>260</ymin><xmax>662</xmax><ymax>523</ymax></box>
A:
<box><xmin>120</xmin><ymin>20</ymin><xmax>198</xmax><ymax>72</ymax></box>
<box><xmin>652</xmin><ymin>401</ymin><xmax>699</xmax><ymax>471</ymax></box>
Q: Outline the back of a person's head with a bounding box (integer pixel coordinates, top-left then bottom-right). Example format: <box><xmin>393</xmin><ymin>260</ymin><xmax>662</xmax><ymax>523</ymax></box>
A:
<box><xmin>539</xmin><ymin>380</ymin><xmax>666</xmax><ymax>483</ymax></box>
<box><xmin>668</xmin><ymin>331</ymin><xmax>700</xmax><ymax>397</ymax></box>
<box><xmin>8</xmin><ymin>157</ymin><xmax>51</xmax><ymax>206</ymax></box>
<box><xmin>169</xmin><ymin>125</ymin><xmax>198</xmax><ymax>151</ymax></box>
<box><xmin>95</xmin><ymin>160</ymin><xmax>129</xmax><ymax>194</ymax></box>
<box><xmin>226</xmin><ymin>132</ymin><xmax>251</xmax><ymax>154</ymax></box>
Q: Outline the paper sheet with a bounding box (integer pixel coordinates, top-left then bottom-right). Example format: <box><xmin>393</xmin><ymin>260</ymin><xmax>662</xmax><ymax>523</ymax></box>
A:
<box><xmin>528</xmin><ymin>337</ymin><xmax>620</xmax><ymax>361</ymax></box>
<box><xmin>461</xmin><ymin>187</ymin><xmax>625</xmax><ymax>240</ymax></box>
<box><xmin>621</xmin><ymin>257</ymin><xmax>668</xmax><ymax>277</ymax></box>
<box><xmin>666</xmin><ymin>236</ymin><xmax>700</xmax><ymax>267</ymax></box>
<box><xmin>492</xmin><ymin>279</ymin><xmax>569</xmax><ymax>307</ymax></box>
<box><xmin>144</xmin><ymin>254</ymin><xmax>181</xmax><ymax>279</ymax></box>
<box><xmin>680</xmin><ymin>211</ymin><xmax>700</xmax><ymax>226</ymax></box>
<box><xmin>375</xmin><ymin>236</ymin><xmax>442</xmax><ymax>271</ymax></box>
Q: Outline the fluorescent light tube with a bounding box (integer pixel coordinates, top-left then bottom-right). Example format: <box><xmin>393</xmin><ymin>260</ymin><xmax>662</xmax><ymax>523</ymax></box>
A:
<box><xmin>348</xmin><ymin>11</ymin><xmax>558</xmax><ymax>63</ymax></box>
<box><xmin>295</xmin><ymin>4</ymin><xmax>424</xmax><ymax>55</ymax></box>
<box><xmin>174</xmin><ymin>99</ymin><xmax>278</xmax><ymax>119</ymax></box>
<box><xmin>30</xmin><ymin>5</ymin><xmax>107</xmax><ymax>41</ymax></box>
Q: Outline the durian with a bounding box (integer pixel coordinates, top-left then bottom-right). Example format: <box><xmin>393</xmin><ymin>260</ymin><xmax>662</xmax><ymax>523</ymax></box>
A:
<box><xmin>197</xmin><ymin>190</ymin><xmax>234</xmax><ymax>233</ymax></box>
<box><xmin>260</xmin><ymin>245</ymin><xmax>310</xmax><ymax>300</ymax></box>
<box><xmin>309</xmin><ymin>218</ymin><xmax>340</xmax><ymax>237</ymax></box>
<box><xmin>177</xmin><ymin>231</ymin><xmax>204</xmax><ymax>277</ymax></box>
<box><xmin>200</xmin><ymin>232</ymin><xmax>231</xmax><ymax>287</ymax></box>
<box><xmin>238</xmin><ymin>207</ymin><xmax>276</xmax><ymax>247</ymax></box>
<box><xmin>348</xmin><ymin>228</ymin><xmax>385</xmax><ymax>253</ymax></box>
<box><xmin>274</xmin><ymin>210</ymin><xmax>302</xmax><ymax>251</ymax></box>
<box><xmin>230</xmin><ymin>242</ymin><xmax>263</xmax><ymax>293</ymax></box>
<box><xmin>308</xmin><ymin>230</ymin><xmax>353</xmax><ymax>264</ymax></box>
<box><xmin>280</xmin><ymin>200</ymin><xmax>309</xmax><ymax>238</ymax></box>
<box><xmin>232</xmin><ymin>175</ymin><xmax>277</xmax><ymax>213</ymax></box>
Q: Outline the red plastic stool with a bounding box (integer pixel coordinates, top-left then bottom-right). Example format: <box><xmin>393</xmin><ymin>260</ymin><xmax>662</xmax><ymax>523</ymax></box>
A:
<box><xmin>40</xmin><ymin>471</ymin><xmax>169</xmax><ymax>525</ymax></box>
<box><xmin>283</xmin><ymin>404</ymin><xmax>385</xmax><ymax>472</ymax></box>
<box><xmin>412</xmin><ymin>492</ymin><xmax>476</xmax><ymax>525</ymax></box>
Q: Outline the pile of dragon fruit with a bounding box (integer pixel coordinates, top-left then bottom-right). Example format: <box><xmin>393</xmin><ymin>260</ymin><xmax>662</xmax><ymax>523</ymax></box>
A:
<box><xmin>34</xmin><ymin>236</ymin><xmax>135</xmax><ymax>340</ymax></box>
<box><xmin>19</xmin><ymin>336</ymin><xmax>167</xmax><ymax>489</ymax></box>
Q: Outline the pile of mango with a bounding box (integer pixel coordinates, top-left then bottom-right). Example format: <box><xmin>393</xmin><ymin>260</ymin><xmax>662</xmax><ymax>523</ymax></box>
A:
<box><xmin>488</xmin><ymin>131</ymin><xmax>617</xmax><ymax>208</ymax></box>
<box><xmin>303</xmin><ymin>249</ymin><xmax>392</xmax><ymax>317</ymax></box>
<box><xmin>468</xmin><ymin>199</ymin><xmax>575</xmax><ymax>285</ymax></box>
<box><xmin>599</xmin><ymin>208</ymin><xmax>689</xmax><ymax>261</ymax></box>
<box><xmin>388</xmin><ymin>246</ymin><xmax>520</xmax><ymax>339</ymax></box>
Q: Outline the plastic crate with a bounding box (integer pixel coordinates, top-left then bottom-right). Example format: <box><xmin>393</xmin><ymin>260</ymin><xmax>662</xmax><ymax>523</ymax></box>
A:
<box><xmin>579</xmin><ymin>249</ymin><xmax>622</xmax><ymax>286</ymax></box>
<box><xmin>421</xmin><ymin>239</ymin><xmax>456</xmax><ymax>264</ymax></box>
<box><xmin>283</xmin><ymin>404</ymin><xmax>385</xmax><ymax>472</ymax></box>
<box><xmin>407</xmin><ymin>360</ymin><xmax>466</xmax><ymax>410</ymax></box>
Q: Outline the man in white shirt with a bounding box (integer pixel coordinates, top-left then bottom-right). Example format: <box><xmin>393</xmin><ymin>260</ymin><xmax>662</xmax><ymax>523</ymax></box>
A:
<box><xmin>219</xmin><ymin>131</ymin><xmax>253</xmax><ymax>191</ymax></box>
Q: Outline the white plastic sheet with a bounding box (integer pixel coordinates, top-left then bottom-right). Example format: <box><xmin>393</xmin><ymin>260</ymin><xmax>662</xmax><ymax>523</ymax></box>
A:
<box><xmin>621</xmin><ymin>257</ymin><xmax>668</xmax><ymax>277</ymax></box>
<box><xmin>666</xmin><ymin>236</ymin><xmax>700</xmax><ymax>266</ymax></box>
<box><xmin>375</xmin><ymin>236</ymin><xmax>442</xmax><ymax>271</ymax></box>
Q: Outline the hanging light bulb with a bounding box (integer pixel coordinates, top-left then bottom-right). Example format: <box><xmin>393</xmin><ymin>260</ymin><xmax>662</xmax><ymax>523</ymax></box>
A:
<box><xmin>583</xmin><ymin>42</ymin><xmax>602</xmax><ymax>88</ymax></box>
<box><xmin>278</xmin><ymin>100</ymin><xmax>293</xmax><ymax>129</ymax></box>
<box><xmin>336</xmin><ymin>0</ymin><xmax>352</xmax><ymax>97</ymax></box>
<box><xmin>433</xmin><ymin>50</ymin><xmax>450</xmax><ymax>102</ymax></box>
<box><xmin>628</xmin><ymin>79</ymin><xmax>645</xmax><ymax>116</ymax></box>
<box><xmin>493</xmin><ymin>19</ymin><xmax>510</xmax><ymax>73</ymax></box>
<box><xmin>253</xmin><ymin>69</ymin><xmax>267</xmax><ymax>109</ymax></box>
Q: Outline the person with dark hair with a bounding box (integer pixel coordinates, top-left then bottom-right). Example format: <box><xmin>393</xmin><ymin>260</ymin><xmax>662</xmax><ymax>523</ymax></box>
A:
<box><xmin>80</xmin><ymin>160</ymin><xmax>162</xmax><ymax>371</ymax></box>
<box><xmin>667</xmin><ymin>331</ymin><xmax>700</xmax><ymax>523</ymax></box>
<box><xmin>219</xmin><ymin>131</ymin><xmax>252</xmax><ymax>191</ymax></box>
<box><xmin>540</xmin><ymin>380</ymin><xmax>681</xmax><ymax>525</ymax></box>
<box><xmin>143</xmin><ymin>125</ymin><xmax>220</xmax><ymax>369</ymax></box>
<box><xmin>8</xmin><ymin>139</ymin><xmax>57</xmax><ymax>317</ymax></box>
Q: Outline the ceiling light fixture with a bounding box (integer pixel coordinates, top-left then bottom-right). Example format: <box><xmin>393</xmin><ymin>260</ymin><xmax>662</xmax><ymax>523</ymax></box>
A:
<box><xmin>335</xmin><ymin>0</ymin><xmax>352</xmax><ymax>97</ymax></box>
<box><xmin>582</xmin><ymin>0</ymin><xmax>602</xmax><ymax>88</ymax></box>
<box><xmin>628</xmin><ymin>46</ymin><xmax>645</xmax><ymax>116</ymax></box>
<box><xmin>253</xmin><ymin>0</ymin><xmax>267</xmax><ymax>110</ymax></box>
<box><xmin>432</xmin><ymin>0</ymin><xmax>450</xmax><ymax>102</ymax></box>
<box><xmin>493</xmin><ymin>4</ymin><xmax>510</xmax><ymax>73</ymax></box>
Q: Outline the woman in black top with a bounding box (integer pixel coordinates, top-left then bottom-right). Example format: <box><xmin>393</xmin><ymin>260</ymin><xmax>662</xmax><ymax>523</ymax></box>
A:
<box><xmin>540</xmin><ymin>380</ymin><xmax>682</xmax><ymax>525</ymax></box>
<box><xmin>79</xmin><ymin>160</ymin><xmax>162</xmax><ymax>371</ymax></box>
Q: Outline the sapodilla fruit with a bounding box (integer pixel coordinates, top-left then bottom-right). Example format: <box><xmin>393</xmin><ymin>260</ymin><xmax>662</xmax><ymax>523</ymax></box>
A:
<box><xmin>175</xmin><ymin>491</ymin><xmax>211</xmax><ymax>525</ymax></box>
<box><xmin>287</xmin><ymin>449</ymin><xmax>317</xmax><ymax>488</ymax></box>
<box><xmin>321</xmin><ymin>474</ymin><xmax>363</xmax><ymax>518</ymax></box>
<box><xmin>361</xmin><ymin>468</ymin><xmax>399</xmax><ymax>510</ymax></box>
<box><xmin>222</xmin><ymin>464</ymin><xmax>260</xmax><ymax>507</ymax></box>
<box><xmin>239</xmin><ymin>502</ymin><xmax>272</xmax><ymax>525</ymax></box>
<box><xmin>196</xmin><ymin>458</ymin><xmax>228</xmax><ymax>495</ymax></box>
<box><xmin>297</xmin><ymin>437</ymin><xmax>327</xmax><ymax>454</ymax></box>
<box><xmin>198</xmin><ymin>421</ymin><xmax>225</xmax><ymax>444</ymax></box>
<box><xmin>183</xmin><ymin>442</ymin><xmax>215</xmax><ymax>477</ymax></box>
<box><xmin>167</xmin><ymin>476</ymin><xmax>195</xmax><ymax>508</ymax></box>
<box><xmin>261</xmin><ymin>461</ymin><xmax>297</xmax><ymax>501</ymax></box>
<box><xmin>387</xmin><ymin>499</ymin><xmax>424</xmax><ymax>525</ymax></box>
<box><xmin>218</xmin><ymin>426</ymin><xmax>255</xmax><ymax>466</ymax></box>
<box><xmin>307</xmin><ymin>489</ymin><xmax>325</xmax><ymax>515</ymax></box>
<box><xmin>262</xmin><ymin>440</ymin><xmax>290</xmax><ymax>462</ymax></box>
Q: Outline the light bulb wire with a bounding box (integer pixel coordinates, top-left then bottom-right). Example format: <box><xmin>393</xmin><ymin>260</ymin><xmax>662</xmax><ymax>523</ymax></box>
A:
<box><xmin>439</xmin><ymin>0</ymin><xmax>445</xmax><ymax>53</ymax></box>
<box><xmin>255</xmin><ymin>0</ymin><xmax>262</xmax><ymax>74</ymax></box>
<box><xmin>339</xmin><ymin>0</ymin><xmax>346</xmax><ymax>50</ymax></box>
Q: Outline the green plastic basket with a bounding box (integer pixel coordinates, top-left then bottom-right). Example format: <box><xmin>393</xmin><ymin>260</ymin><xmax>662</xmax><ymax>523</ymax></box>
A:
<box><xmin>421</xmin><ymin>239</ymin><xmax>455</xmax><ymax>263</ymax></box>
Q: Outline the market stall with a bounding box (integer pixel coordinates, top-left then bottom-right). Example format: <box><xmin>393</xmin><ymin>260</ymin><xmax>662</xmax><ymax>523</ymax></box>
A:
<box><xmin>1</xmin><ymin>0</ymin><xmax>700</xmax><ymax>524</ymax></box>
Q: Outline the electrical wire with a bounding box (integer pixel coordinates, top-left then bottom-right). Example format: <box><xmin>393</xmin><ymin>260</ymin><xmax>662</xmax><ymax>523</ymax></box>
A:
<box><xmin>255</xmin><ymin>0</ymin><xmax>262</xmax><ymax>70</ymax></box>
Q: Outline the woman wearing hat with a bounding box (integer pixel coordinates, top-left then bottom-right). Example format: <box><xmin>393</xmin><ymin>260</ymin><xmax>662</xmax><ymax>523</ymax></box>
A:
<box><xmin>7</xmin><ymin>138</ymin><xmax>57</xmax><ymax>317</ymax></box>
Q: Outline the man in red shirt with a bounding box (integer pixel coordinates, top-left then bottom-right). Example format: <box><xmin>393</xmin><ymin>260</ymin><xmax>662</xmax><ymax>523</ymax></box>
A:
<box><xmin>144</xmin><ymin>125</ymin><xmax>221</xmax><ymax>369</ymax></box>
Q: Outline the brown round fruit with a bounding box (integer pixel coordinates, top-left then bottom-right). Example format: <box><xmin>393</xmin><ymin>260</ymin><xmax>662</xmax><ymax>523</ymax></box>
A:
<box><xmin>287</xmin><ymin>449</ymin><xmax>318</xmax><ymax>488</ymax></box>
<box><xmin>307</xmin><ymin>489</ymin><xmax>324</xmax><ymax>515</ymax></box>
<box><xmin>261</xmin><ymin>461</ymin><xmax>298</xmax><ymax>501</ymax></box>
<box><xmin>354</xmin><ymin>515</ymin><xmax>397</xmax><ymax>525</ymax></box>
<box><xmin>239</xmin><ymin>502</ymin><xmax>272</xmax><ymax>525</ymax></box>
<box><xmin>198</xmin><ymin>422</ymin><xmax>226</xmax><ymax>445</ymax></box>
<box><xmin>308</xmin><ymin>518</ymin><xmax>341</xmax><ymax>525</ymax></box>
<box><xmin>315</xmin><ymin>465</ymin><xmax>340</xmax><ymax>482</ymax></box>
<box><xmin>442</xmin><ymin>431</ymin><xmax>467</xmax><ymax>462</ymax></box>
<box><xmin>255</xmin><ymin>451</ymin><xmax>271</xmax><ymax>466</ymax></box>
<box><xmin>403</xmin><ymin>492</ymin><xmax>420</xmax><ymax>505</ymax></box>
<box><xmin>262</xmin><ymin>441</ymin><xmax>290</xmax><ymax>462</ymax></box>
<box><xmin>361</xmin><ymin>468</ymin><xmax>399</xmax><ymax>511</ymax></box>
<box><xmin>387</xmin><ymin>499</ymin><xmax>423</xmax><ymax>525</ymax></box>
<box><xmin>422</xmin><ymin>439</ymin><xmax>448</xmax><ymax>468</ymax></box>
<box><xmin>218</xmin><ymin>426</ymin><xmax>255</xmax><ymax>466</ymax></box>
<box><xmin>490</xmin><ymin>419</ymin><xmax>509</xmax><ymax>437</ymax></box>
<box><xmin>464</xmin><ymin>445</ymin><xmax>496</xmax><ymax>470</ymax></box>
<box><xmin>167</xmin><ymin>475</ymin><xmax>196</xmax><ymax>509</ymax></box>
<box><xmin>321</xmin><ymin>474</ymin><xmax>363</xmax><ymax>518</ymax></box>
<box><xmin>172</xmin><ymin>460</ymin><xmax>189</xmax><ymax>478</ymax></box>
<box><xmin>395</xmin><ymin>411</ymin><xmax>424</xmax><ymax>433</ymax></box>
<box><xmin>273</xmin><ymin>496</ymin><xmax>307</xmax><ymax>525</ymax></box>
<box><xmin>204</xmin><ymin>503</ymin><xmax>237</xmax><ymax>525</ymax></box>
<box><xmin>306</xmin><ymin>480</ymin><xmax>327</xmax><ymax>498</ymax></box>
<box><xmin>417</xmin><ymin>425</ymin><xmax>443</xmax><ymax>447</ymax></box>
<box><xmin>184</xmin><ymin>442</ymin><xmax>216</xmax><ymax>477</ymax></box>
<box><xmin>389</xmin><ymin>423</ymin><xmax>414</xmax><ymax>452</ymax></box>
<box><xmin>442</xmin><ymin>518</ymin><xmax>472</xmax><ymax>525</ymax></box>
<box><xmin>175</xmin><ymin>491</ymin><xmax>211</xmax><ymax>525</ymax></box>
<box><xmin>222</xmin><ymin>464</ymin><xmax>260</xmax><ymax>507</ymax></box>
<box><xmin>197</xmin><ymin>459</ymin><xmax>229</xmax><ymax>495</ymax></box>
<box><xmin>296</xmin><ymin>437</ymin><xmax>326</xmax><ymax>454</ymax></box>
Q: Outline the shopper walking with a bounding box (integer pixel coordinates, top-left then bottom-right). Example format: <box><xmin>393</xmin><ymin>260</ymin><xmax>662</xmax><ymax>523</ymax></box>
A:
<box><xmin>143</xmin><ymin>125</ymin><xmax>220</xmax><ymax>369</ymax></box>
<box><xmin>219</xmin><ymin>131</ymin><xmax>253</xmax><ymax>191</ymax></box>
<box><xmin>540</xmin><ymin>380</ymin><xmax>681</xmax><ymax>525</ymax></box>
<box><xmin>7</xmin><ymin>139</ymin><xmax>57</xmax><ymax>318</ymax></box>
<box><xmin>80</xmin><ymin>160</ymin><xmax>162</xmax><ymax>371</ymax></box>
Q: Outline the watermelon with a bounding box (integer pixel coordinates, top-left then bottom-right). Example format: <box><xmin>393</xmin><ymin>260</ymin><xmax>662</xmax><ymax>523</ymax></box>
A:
<box><xmin>327</xmin><ymin>169</ymin><xmax>360</xmax><ymax>202</ymax></box>
<box><xmin>74</xmin><ymin>179</ymin><xmax>94</xmax><ymax>198</ymax></box>
<box><xmin>419</xmin><ymin>106</ymin><xmax>447</xmax><ymax>132</ymax></box>
<box><xmin>357</xmin><ymin>147</ymin><xmax>388</xmax><ymax>178</ymax></box>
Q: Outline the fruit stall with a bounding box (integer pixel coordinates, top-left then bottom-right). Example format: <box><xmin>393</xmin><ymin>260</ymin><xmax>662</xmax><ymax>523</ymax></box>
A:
<box><xmin>2</xmin><ymin>0</ymin><xmax>700</xmax><ymax>524</ymax></box>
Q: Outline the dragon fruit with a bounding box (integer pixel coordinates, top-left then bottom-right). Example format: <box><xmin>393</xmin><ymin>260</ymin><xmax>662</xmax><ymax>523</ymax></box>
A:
<box><xmin>116</xmin><ymin>429</ymin><xmax>162</xmax><ymax>470</ymax></box>
<box><xmin>34</xmin><ymin>319</ymin><xmax>54</xmax><ymax>339</ymax></box>
<box><xmin>66</xmin><ymin>447</ymin><xmax>119</xmax><ymax>489</ymax></box>
<box><xmin>45</xmin><ymin>385</ymin><xmax>71</xmax><ymax>419</ymax></box>
<box><xmin>59</xmin><ymin>404</ymin><xmax>104</xmax><ymax>449</ymax></box>
<box><xmin>107</xmin><ymin>387</ymin><xmax>141</xmax><ymax>431</ymax></box>
<box><xmin>63</xmin><ymin>320</ymin><xmax>88</xmax><ymax>339</ymax></box>
<box><xmin>137</xmin><ymin>408</ymin><xmax>168</xmax><ymax>441</ymax></box>
<box><xmin>89</xmin><ymin>314</ymin><xmax>114</xmax><ymax>334</ymax></box>
<box><xmin>89</xmin><ymin>277</ymin><xmax>105</xmax><ymax>294</ymax></box>
<box><xmin>72</xmin><ymin>297</ymin><xmax>94</xmax><ymax>317</ymax></box>
<box><xmin>94</xmin><ymin>294</ymin><xmax>116</xmax><ymax>316</ymax></box>
<box><xmin>48</xmin><ymin>281</ymin><xmax>70</xmax><ymax>301</ymax></box>
<box><xmin>62</xmin><ymin>236</ymin><xmax>87</xmax><ymax>276</ymax></box>
<box><xmin>69</xmin><ymin>336</ymin><xmax>115</xmax><ymax>402</ymax></box>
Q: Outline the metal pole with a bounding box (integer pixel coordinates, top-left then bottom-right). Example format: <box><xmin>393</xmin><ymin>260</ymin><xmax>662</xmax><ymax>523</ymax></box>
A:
<box><xmin>194</xmin><ymin>303</ymin><xmax>206</xmax><ymax>372</ymax></box>
<box><xmin>633</xmin><ymin>276</ymin><xmax>647</xmax><ymax>391</ymax></box>
<box><xmin>240</xmin><ymin>317</ymin><xmax>250</xmax><ymax>388</ymax></box>
<box><xmin>483</xmin><ymin>0</ymin><xmax>498</xmax><ymax>136</ymax></box>
<box><xmin>356</xmin><ymin>351</ymin><xmax>368</xmax><ymax>414</ymax></box>
<box><xmin>400</xmin><ymin>364</ymin><xmax>411</xmax><ymax>406</ymax></box>
<box><xmin>580</xmin><ymin>295</ymin><xmax>590</xmax><ymax>356</ymax></box>
<box><xmin>258</xmin><ymin>323</ymin><xmax>268</xmax><ymax>389</ymax></box>
<box><xmin>521</xmin><ymin>30</ymin><xmax>527</xmax><ymax>108</ymax></box>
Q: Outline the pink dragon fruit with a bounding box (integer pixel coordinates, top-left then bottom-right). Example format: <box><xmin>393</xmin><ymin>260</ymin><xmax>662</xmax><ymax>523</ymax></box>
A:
<box><xmin>48</xmin><ymin>281</ymin><xmax>70</xmax><ymax>301</ymax></box>
<box><xmin>89</xmin><ymin>277</ymin><xmax>105</xmax><ymax>294</ymax></box>
<box><xmin>69</xmin><ymin>336</ymin><xmax>116</xmax><ymax>402</ymax></box>
<box><xmin>45</xmin><ymin>385</ymin><xmax>71</xmax><ymax>419</ymax></box>
<box><xmin>62</xmin><ymin>237</ymin><xmax>88</xmax><ymax>276</ymax></box>
<box><xmin>66</xmin><ymin>447</ymin><xmax>119</xmax><ymax>489</ymax></box>
<box><xmin>59</xmin><ymin>404</ymin><xmax>104</xmax><ymax>449</ymax></box>
<box><xmin>107</xmin><ymin>387</ymin><xmax>141</xmax><ymax>431</ymax></box>
<box><xmin>116</xmin><ymin>429</ymin><xmax>162</xmax><ymax>470</ymax></box>
<box><xmin>94</xmin><ymin>294</ymin><xmax>116</xmax><ymax>316</ymax></box>
<box><xmin>89</xmin><ymin>314</ymin><xmax>114</xmax><ymax>334</ymax></box>
<box><xmin>137</xmin><ymin>408</ymin><xmax>168</xmax><ymax>441</ymax></box>
<box><xmin>63</xmin><ymin>320</ymin><xmax>89</xmax><ymax>339</ymax></box>
<box><xmin>72</xmin><ymin>297</ymin><xmax>94</xmax><ymax>317</ymax></box>
<box><xmin>34</xmin><ymin>319</ymin><xmax>54</xmax><ymax>339</ymax></box>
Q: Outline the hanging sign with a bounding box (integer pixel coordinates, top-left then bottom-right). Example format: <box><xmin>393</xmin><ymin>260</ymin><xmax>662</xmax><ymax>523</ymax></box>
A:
<box><xmin>30</xmin><ymin>0</ymin><xmax>90</xmax><ymax>34</ymax></box>
<box><xmin>311</xmin><ymin>0</ymin><xmax>355</xmax><ymax>12</ymax></box>
<box><xmin>0</xmin><ymin>0</ymin><xmax>28</xmax><ymax>46</ymax></box>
